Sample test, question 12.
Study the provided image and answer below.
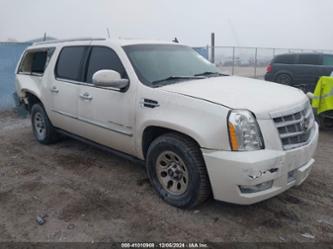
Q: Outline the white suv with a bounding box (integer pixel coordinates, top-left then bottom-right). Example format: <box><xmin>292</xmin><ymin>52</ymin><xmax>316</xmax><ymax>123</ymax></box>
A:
<box><xmin>15</xmin><ymin>38</ymin><xmax>319</xmax><ymax>208</ymax></box>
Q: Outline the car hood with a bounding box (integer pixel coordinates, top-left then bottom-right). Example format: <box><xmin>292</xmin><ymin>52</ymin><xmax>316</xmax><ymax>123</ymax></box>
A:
<box><xmin>160</xmin><ymin>76</ymin><xmax>308</xmax><ymax>119</ymax></box>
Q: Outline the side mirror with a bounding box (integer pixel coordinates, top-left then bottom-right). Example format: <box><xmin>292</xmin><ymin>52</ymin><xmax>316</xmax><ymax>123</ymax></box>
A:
<box><xmin>92</xmin><ymin>69</ymin><xmax>129</xmax><ymax>89</ymax></box>
<box><xmin>306</xmin><ymin>92</ymin><xmax>314</xmax><ymax>100</ymax></box>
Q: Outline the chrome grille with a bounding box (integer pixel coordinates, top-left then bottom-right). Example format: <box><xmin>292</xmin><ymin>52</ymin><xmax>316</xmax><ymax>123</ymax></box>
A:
<box><xmin>273</xmin><ymin>103</ymin><xmax>315</xmax><ymax>150</ymax></box>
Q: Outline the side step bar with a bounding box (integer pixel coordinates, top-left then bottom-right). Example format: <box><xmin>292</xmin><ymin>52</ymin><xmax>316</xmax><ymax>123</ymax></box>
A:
<box><xmin>56</xmin><ymin>128</ymin><xmax>145</xmax><ymax>167</ymax></box>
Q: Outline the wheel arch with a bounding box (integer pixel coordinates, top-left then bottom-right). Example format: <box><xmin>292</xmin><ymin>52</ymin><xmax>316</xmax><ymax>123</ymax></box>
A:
<box><xmin>273</xmin><ymin>70</ymin><xmax>294</xmax><ymax>82</ymax></box>
<box><xmin>21</xmin><ymin>90</ymin><xmax>44</xmax><ymax>112</ymax></box>
<box><xmin>141</xmin><ymin>125</ymin><xmax>203</xmax><ymax>160</ymax></box>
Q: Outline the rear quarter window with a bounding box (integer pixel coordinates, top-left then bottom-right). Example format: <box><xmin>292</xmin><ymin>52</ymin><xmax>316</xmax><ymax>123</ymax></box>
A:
<box><xmin>18</xmin><ymin>48</ymin><xmax>54</xmax><ymax>75</ymax></box>
<box><xmin>273</xmin><ymin>54</ymin><xmax>296</xmax><ymax>64</ymax></box>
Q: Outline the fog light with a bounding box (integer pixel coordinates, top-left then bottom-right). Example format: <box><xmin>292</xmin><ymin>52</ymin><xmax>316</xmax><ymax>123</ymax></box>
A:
<box><xmin>239</xmin><ymin>180</ymin><xmax>273</xmax><ymax>194</ymax></box>
<box><xmin>288</xmin><ymin>169</ymin><xmax>297</xmax><ymax>183</ymax></box>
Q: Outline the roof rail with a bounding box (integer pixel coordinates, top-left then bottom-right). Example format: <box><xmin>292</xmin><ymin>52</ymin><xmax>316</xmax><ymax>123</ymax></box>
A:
<box><xmin>33</xmin><ymin>37</ymin><xmax>106</xmax><ymax>45</ymax></box>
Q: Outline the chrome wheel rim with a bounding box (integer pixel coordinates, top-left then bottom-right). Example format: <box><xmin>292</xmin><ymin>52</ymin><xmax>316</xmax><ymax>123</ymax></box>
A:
<box><xmin>34</xmin><ymin>112</ymin><xmax>46</xmax><ymax>140</ymax></box>
<box><xmin>156</xmin><ymin>151</ymin><xmax>189</xmax><ymax>195</ymax></box>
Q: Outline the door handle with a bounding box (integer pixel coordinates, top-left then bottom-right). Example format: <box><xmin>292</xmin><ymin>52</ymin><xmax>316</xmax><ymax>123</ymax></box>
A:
<box><xmin>50</xmin><ymin>86</ymin><xmax>59</xmax><ymax>93</ymax></box>
<box><xmin>79</xmin><ymin>92</ymin><xmax>93</xmax><ymax>101</ymax></box>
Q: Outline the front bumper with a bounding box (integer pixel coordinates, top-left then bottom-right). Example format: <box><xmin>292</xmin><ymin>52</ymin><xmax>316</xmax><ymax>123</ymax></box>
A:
<box><xmin>202</xmin><ymin>123</ymin><xmax>319</xmax><ymax>205</ymax></box>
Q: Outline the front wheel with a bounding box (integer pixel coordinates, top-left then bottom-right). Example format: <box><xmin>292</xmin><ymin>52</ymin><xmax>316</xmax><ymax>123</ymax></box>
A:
<box><xmin>146</xmin><ymin>133</ymin><xmax>211</xmax><ymax>208</ymax></box>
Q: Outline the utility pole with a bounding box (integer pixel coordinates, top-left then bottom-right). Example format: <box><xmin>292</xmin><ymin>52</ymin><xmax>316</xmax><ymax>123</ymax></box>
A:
<box><xmin>211</xmin><ymin>33</ymin><xmax>215</xmax><ymax>63</ymax></box>
<box><xmin>254</xmin><ymin>47</ymin><xmax>258</xmax><ymax>78</ymax></box>
<box><xmin>232</xmin><ymin>47</ymin><xmax>235</xmax><ymax>75</ymax></box>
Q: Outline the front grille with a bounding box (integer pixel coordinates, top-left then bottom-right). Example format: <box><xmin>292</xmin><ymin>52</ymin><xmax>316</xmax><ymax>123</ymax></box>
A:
<box><xmin>273</xmin><ymin>103</ymin><xmax>315</xmax><ymax>150</ymax></box>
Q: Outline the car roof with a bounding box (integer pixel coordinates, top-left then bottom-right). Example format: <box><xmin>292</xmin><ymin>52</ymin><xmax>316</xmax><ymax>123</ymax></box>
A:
<box><xmin>27</xmin><ymin>38</ymin><xmax>183</xmax><ymax>50</ymax></box>
<box><xmin>275</xmin><ymin>52</ymin><xmax>333</xmax><ymax>57</ymax></box>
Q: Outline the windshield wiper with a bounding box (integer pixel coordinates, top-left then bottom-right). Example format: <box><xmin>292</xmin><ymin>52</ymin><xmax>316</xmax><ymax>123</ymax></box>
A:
<box><xmin>151</xmin><ymin>76</ymin><xmax>203</xmax><ymax>85</ymax></box>
<box><xmin>194</xmin><ymin>71</ymin><xmax>226</xmax><ymax>77</ymax></box>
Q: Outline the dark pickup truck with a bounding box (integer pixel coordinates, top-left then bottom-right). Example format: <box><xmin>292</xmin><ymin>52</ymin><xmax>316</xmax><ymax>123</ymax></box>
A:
<box><xmin>265</xmin><ymin>53</ymin><xmax>333</xmax><ymax>92</ymax></box>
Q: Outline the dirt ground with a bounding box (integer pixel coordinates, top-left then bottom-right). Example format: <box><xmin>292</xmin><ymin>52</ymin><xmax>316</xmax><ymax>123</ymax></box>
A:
<box><xmin>0</xmin><ymin>111</ymin><xmax>332</xmax><ymax>243</ymax></box>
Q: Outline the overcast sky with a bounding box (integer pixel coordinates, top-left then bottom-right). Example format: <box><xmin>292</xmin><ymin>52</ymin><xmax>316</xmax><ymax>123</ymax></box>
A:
<box><xmin>1</xmin><ymin>0</ymin><xmax>333</xmax><ymax>50</ymax></box>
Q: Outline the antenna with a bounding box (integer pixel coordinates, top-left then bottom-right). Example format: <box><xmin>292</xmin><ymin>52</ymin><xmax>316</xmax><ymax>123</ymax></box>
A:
<box><xmin>227</xmin><ymin>19</ymin><xmax>239</xmax><ymax>47</ymax></box>
<box><xmin>106</xmin><ymin>28</ymin><xmax>111</xmax><ymax>39</ymax></box>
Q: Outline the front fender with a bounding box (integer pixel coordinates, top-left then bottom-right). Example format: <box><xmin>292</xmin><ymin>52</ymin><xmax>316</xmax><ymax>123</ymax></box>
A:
<box><xmin>135</xmin><ymin>94</ymin><xmax>231</xmax><ymax>159</ymax></box>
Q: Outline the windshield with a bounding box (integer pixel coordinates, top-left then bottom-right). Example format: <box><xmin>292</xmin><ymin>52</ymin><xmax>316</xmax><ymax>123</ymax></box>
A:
<box><xmin>123</xmin><ymin>44</ymin><xmax>222</xmax><ymax>87</ymax></box>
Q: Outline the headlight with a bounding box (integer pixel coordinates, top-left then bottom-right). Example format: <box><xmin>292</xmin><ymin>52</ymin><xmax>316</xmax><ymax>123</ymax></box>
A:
<box><xmin>227</xmin><ymin>110</ymin><xmax>264</xmax><ymax>151</ymax></box>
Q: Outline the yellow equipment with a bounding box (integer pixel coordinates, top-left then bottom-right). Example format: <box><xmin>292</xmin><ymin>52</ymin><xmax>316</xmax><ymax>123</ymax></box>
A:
<box><xmin>312</xmin><ymin>76</ymin><xmax>333</xmax><ymax>114</ymax></box>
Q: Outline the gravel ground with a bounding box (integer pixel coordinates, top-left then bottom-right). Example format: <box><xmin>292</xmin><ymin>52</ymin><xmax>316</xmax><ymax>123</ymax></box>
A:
<box><xmin>0</xmin><ymin>111</ymin><xmax>332</xmax><ymax>243</ymax></box>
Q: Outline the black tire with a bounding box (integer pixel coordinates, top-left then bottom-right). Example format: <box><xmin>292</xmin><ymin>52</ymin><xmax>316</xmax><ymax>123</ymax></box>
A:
<box><xmin>31</xmin><ymin>103</ymin><xmax>60</xmax><ymax>144</ymax></box>
<box><xmin>318</xmin><ymin>112</ymin><xmax>333</xmax><ymax>130</ymax></box>
<box><xmin>146</xmin><ymin>133</ymin><xmax>211</xmax><ymax>208</ymax></box>
<box><xmin>275</xmin><ymin>73</ymin><xmax>293</xmax><ymax>85</ymax></box>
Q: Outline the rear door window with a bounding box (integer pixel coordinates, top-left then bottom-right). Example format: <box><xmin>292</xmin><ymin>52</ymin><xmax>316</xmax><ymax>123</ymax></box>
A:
<box><xmin>18</xmin><ymin>48</ymin><xmax>54</xmax><ymax>75</ymax></box>
<box><xmin>85</xmin><ymin>46</ymin><xmax>127</xmax><ymax>83</ymax></box>
<box><xmin>322</xmin><ymin>55</ymin><xmax>333</xmax><ymax>66</ymax></box>
<box><xmin>274</xmin><ymin>54</ymin><xmax>296</xmax><ymax>64</ymax></box>
<box><xmin>298</xmin><ymin>54</ymin><xmax>321</xmax><ymax>65</ymax></box>
<box><xmin>55</xmin><ymin>46</ymin><xmax>89</xmax><ymax>82</ymax></box>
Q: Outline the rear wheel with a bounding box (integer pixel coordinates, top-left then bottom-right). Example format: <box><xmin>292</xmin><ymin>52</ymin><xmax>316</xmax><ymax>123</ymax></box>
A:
<box><xmin>31</xmin><ymin>103</ymin><xmax>60</xmax><ymax>144</ymax></box>
<box><xmin>318</xmin><ymin>111</ymin><xmax>333</xmax><ymax>130</ymax></box>
<box><xmin>146</xmin><ymin>133</ymin><xmax>211</xmax><ymax>208</ymax></box>
<box><xmin>275</xmin><ymin>73</ymin><xmax>293</xmax><ymax>85</ymax></box>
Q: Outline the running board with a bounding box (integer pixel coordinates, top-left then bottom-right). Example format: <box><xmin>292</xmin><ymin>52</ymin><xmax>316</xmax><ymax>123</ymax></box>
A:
<box><xmin>56</xmin><ymin>128</ymin><xmax>145</xmax><ymax>166</ymax></box>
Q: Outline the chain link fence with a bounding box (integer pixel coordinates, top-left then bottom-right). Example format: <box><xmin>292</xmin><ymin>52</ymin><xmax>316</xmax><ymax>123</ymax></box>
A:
<box><xmin>208</xmin><ymin>46</ymin><xmax>333</xmax><ymax>79</ymax></box>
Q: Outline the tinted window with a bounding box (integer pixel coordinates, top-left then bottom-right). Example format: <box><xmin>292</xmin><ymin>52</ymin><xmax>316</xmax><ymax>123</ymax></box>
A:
<box><xmin>31</xmin><ymin>51</ymin><xmax>47</xmax><ymax>73</ymax></box>
<box><xmin>86</xmin><ymin>47</ymin><xmax>127</xmax><ymax>83</ymax></box>
<box><xmin>274</xmin><ymin>54</ymin><xmax>296</xmax><ymax>64</ymax></box>
<box><xmin>298</xmin><ymin>54</ymin><xmax>321</xmax><ymax>65</ymax></box>
<box><xmin>322</xmin><ymin>55</ymin><xmax>333</xmax><ymax>66</ymax></box>
<box><xmin>124</xmin><ymin>44</ymin><xmax>220</xmax><ymax>86</ymax></box>
<box><xmin>56</xmin><ymin>46</ymin><xmax>88</xmax><ymax>81</ymax></box>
